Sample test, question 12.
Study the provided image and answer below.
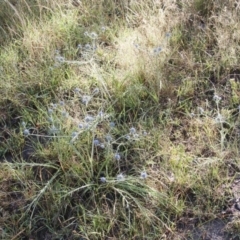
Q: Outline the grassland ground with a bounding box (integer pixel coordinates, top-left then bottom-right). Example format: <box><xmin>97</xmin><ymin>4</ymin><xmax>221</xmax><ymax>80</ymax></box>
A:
<box><xmin>1</xmin><ymin>0</ymin><xmax>240</xmax><ymax>239</ymax></box>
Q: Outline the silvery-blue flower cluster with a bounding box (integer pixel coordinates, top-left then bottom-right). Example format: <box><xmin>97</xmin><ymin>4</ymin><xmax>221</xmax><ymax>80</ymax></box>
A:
<box><xmin>21</xmin><ymin>81</ymin><xmax>149</xmax><ymax>185</ymax></box>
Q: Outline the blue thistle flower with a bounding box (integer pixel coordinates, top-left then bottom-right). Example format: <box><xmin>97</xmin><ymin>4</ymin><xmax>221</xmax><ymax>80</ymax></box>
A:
<box><xmin>117</xmin><ymin>173</ymin><xmax>125</xmax><ymax>181</ymax></box>
<box><xmin>90</xmin><ymin>32</ymin><xmax>98</xmax><ymax>39</ymax></box>
<box><xmin>85</xmin><ymin>115</ymin><xmax>94</xmax><ymax>122</ymax></box>
<box><xmin>114</xmin><ymin>153</ymin><xmax>121</xmax><ymax>161</ymax></box>
<box><xmin>142</xmin><ymin>131</ymin><xmax>147</xmax><ymax>136</ymax></box>
<box><xmin>70</xmin><ymin>131</ymin><xmax>79</xmax><ymax>143</ymax></box>
<box><xmin>72</xmin><ymin>132</ymin><xmax>78</xmax><ymax>137</ymax></box>
<box><xmin>125</xmin><ymin>135</ymin><xmax>131</xmax><ymax>140</ymax></box>
<box><xmin>61</xmin><ymin>111</ymin><xmax>69</xmax><ymax>118</ymax></box>
<box><xmin>213</xmin><ymin>94</ymin><xmax>221</xmax><ymax>103</ymax></box>
<box><xmin>100</xmin><ymin>177</ymin><xmax>107</xmax><ymax>183</ymax></box>
<box><xmin>82</xmin><ymin>95</ymin><xmax>91</xmax><ymax>105</ymax></box>
<box><xmin>165</xmin><ymin>32</ymin><xmax>171</xmax><ymax>38</ymax></box>
<box><xmin>59</xmin><ymin>100</ymin><xmax>65</xmax><ymax>106</ymax></box>
<box><xmin>93</xmin><ymin>139</ymin><xmax>100</xmax><ymax>146</ymax></box>
<box><xmin>105</xmin><ymin>135</ymin><xmax>112</xmax><ymax>142</ymax></box>
<box><xmin>98</xmin><ymin>111</ymin><xmax>104</xmax><ymax>118</ymax></box>
<box><xmin>140</xmin><ymin>171</ymin><xmax>147</xmax><ymax>179</ymax></box>
<box><xmin>84</xmin><ymin>44</ymin><xmax>91</xmax><ymax>51</ymax></box>
<box><xmin>92</xmin><ymin>87</ymin><xmax>99</xmax><ymax>95</ymax></box>
<box><xmin>23</xmin><ymin>129</ymin><xmax>30</xmax><ymax>136</ymax></box>
<box><xmin>48</xmin><ymin>108</ymin><xmax>53</xmax><ymax>115</ymax></box>
<box><xmin>100</xmin><ymin>143</ymin><xmax>105</xmax><ymax>149</ymax></box>
<box><xmin>49</xmin><ymin>125</ymin><xmax>59</xmax><ymax>134</ymax></box>
<box><xmin>109</xmin><ymin>122</ymin><xmax>115</xmax><ymax>128</ymax></box>
<box><xmin>153</xmin><ymin>46</ymin><xmax>162</xmax><ymax>55</ymax></box>
<box><xmin>74</xmin><ymin>87</ymin><xmax>80</xmax><ymax>93</ymax></box>
<box><xmin>55</xmin><ymin>55</ymin><xmax>65</xmax><ymax>63</ymax></box>
<box><xmin>129</xmin><ymin>127</ymin><xmax>136</xmax><ymax>134</ymax></box>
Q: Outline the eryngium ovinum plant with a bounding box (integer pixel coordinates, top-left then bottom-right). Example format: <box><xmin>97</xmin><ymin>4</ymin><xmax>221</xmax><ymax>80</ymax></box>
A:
<box><xmin>20</xmin><ymin>86</ymin><xmax>176</xmax><ymax>237</ymax></box>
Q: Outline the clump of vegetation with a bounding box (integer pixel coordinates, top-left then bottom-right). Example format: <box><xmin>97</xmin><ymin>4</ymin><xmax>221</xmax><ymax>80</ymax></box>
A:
<box><xmin>1</xmin><ymin>0</ymin><xmax>240</xmax><ymax>239</ymax></box>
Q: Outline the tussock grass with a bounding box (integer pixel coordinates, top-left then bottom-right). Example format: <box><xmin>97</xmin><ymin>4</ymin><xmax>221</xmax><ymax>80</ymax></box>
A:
<box><xmin>1</xmin><ymin>0</ymin><xmax>240</xmax><ymax>239</ymax></box>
